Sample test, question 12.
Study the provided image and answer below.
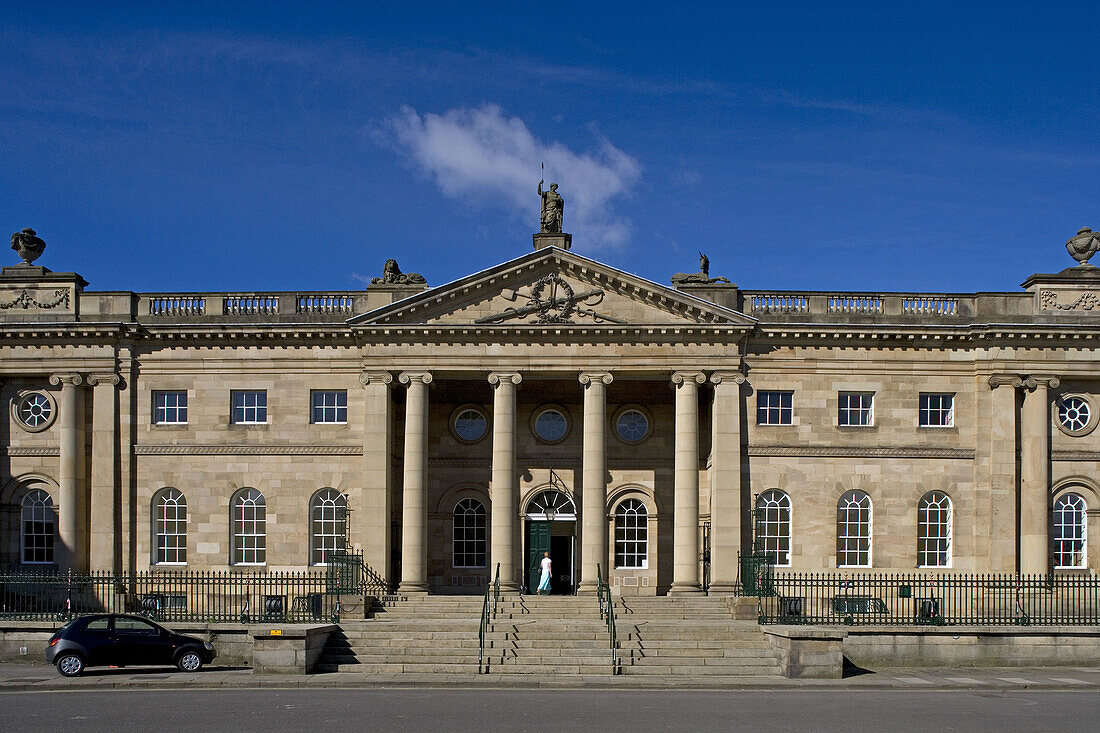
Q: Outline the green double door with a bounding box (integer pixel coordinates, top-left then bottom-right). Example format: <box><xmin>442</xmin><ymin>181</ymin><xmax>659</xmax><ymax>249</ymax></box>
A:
<box><xmin>527</xmin><ymin>521</ymin><xmax>551</xmax><ymax>593</ymax></box>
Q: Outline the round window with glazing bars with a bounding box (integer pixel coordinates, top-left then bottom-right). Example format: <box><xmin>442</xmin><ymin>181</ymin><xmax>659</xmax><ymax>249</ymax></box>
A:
<box><xmin>1056</xmin><ymin>394</ymin><xmax>1098</xmax><ymax>437</ymax></box>
<box><xmin>533</xmin><ymin>407</ymin><xmax>569</xmax><ymax>443</ymax></box>
<box><xmin>452</xmin><ymin>407</ymin><xmax>488</xmax><ymax>443</ymax></box>
<box><xmin>12</xmin><ymin>390</ymin><xmax>57</xmax><ymax>433</ymax></box>
<box><xmin>614</xmin><ymin>407</ymin><xmax>650</xmax><ymax>444</ymax></box>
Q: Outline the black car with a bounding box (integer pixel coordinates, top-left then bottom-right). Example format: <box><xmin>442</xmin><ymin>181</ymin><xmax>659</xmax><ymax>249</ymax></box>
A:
<box><xmin>46</xmin><ymin>613</ymin><xmax>217</xmax><ymax>677</ymax></box>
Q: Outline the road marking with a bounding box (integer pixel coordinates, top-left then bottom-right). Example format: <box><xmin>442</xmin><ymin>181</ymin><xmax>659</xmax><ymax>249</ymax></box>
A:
<box><xmin>944</xmin><ymin>677</ymin><xmax>987</xmax><ymax>685</ymax></box>
<box><xmin>997</xmin><ymin>677</ymin><xmax>1033</xmax><ymax>684</ymax></box>
<box><xmin>894</xmin><ymin>677</ymin><xmax>933</xmax><ymax>685</ymax></box>
<box><xmin>1049</xmin><ymin>677</ymin><xmax>1091</xmax><ymax>685</ymax></box>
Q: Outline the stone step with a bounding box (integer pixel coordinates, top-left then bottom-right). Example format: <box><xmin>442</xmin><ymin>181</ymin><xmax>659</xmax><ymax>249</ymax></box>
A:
<box><xmin>619</xmin><ymin>665</ymin><xmax>777</xmax><ymax>676</ymax></box>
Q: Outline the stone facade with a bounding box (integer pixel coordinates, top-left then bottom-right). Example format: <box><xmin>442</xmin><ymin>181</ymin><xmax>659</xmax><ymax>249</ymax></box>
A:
<box><xmin>2</xmin><ymin>235</ymin><xmax>1099</xmax><ymax>595</ymax></box>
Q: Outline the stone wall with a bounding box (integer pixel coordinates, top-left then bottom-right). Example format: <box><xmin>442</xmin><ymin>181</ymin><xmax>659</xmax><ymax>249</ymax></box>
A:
<box><xmin>844</xmin><ymin>626</ymin><xmax>1100</xmax><ymax>667</ymax></box>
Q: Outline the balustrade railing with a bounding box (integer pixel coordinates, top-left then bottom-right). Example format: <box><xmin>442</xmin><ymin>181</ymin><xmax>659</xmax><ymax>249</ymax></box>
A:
<box><xmin>296</xmin><ymin>294</ymin><xmax>355</xmax><ymax>314</ymax></box>
<box><xmin>223</xmin><ymin>295</ymin><xmax>279</xmax><ymax>315</ymax></box>
<box><xmin>148</xmin><ymin>296</ymin><xmax>206</xmax><ymax>316</ymax></box>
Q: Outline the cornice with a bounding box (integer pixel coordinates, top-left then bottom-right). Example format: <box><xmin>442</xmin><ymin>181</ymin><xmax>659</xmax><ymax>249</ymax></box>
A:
<box><xmin>747</xmin><ymin>445</ymin><xmax>976</xmax><ymax>459</ymax></box>
<box><xmin>134</xmin><ymin>444</ymin><xmax>363</xmax><ymax>456</ymax></box>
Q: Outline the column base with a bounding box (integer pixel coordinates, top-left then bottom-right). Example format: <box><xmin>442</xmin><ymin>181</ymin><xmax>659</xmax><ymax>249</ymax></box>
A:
<box><xmin>575</xmin><ymin>581</ymin><xmax>599</xmax><ymax>595</ymax></box>
<box><xmin>668</xmin><ymin>582</ymin><xmax>704</xmax><ymax>595</ymax></box>
<box><xmin>706</xmin><ymin>582</ymin><xmax>741</xmax><ymax>596</ymax></box>
<box><xmin>397</xmin><ymin>582</ymin><xmax>429</xmax><ymax>595</ymax></box>
<box><xmin>498</xmin><ymin>581</ymin><xmax>520</xmax><ymax>593</ymax></box>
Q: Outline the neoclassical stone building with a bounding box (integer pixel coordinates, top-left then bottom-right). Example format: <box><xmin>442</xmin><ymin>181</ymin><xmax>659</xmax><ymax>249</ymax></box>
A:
<box><xmin>2</xmin><ymin>223</ymin><xmax>1099</xmax><ymax>595</ymax></box>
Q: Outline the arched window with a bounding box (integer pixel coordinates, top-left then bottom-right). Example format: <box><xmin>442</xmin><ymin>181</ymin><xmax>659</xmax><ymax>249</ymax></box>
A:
<box><xmin>1053</xmin><ymin>493</ymin><xmax>1087</xmax><ymax>569</ymax></box>
<box><xmin>453</xmin><ymin>498</ymin><xmax>487</xmax><ymax>568</ymax></box>
<box><xmin>614</xmin><ymin>499</ymin><xmax>648</xmax><ymax>569</ymax></box>
<box><xmin>755</xmin><ymin>490</ymin><xmax>791</xmax><ymax>567</ymax></box>
<box><xmin>153</xmin><ymin>488</ymin><xmax>187</xmax><ymax>565</ymax></box>
<box><xmin>917</xmin><ymin>491</ymin><xmax>952</xmax><ymax>568</ymax></box>
<box><xmin>21</xmin><ymin>489</ymin><xmax>54</xmax><ymax>564</ymax></box>
<box><xmin>310</xmin><ymin>489</ymin><xmax>347</xmax><ymax>566</ymax></box>
<box><xmin>837</xmin><ymin>490</ymin><xmax>872</xmax><ymax>567</ymax></box>
<box><xmin>231</xmin><ymin>488</ymin><xmax>266</xmax><ymax>565</ymax></box>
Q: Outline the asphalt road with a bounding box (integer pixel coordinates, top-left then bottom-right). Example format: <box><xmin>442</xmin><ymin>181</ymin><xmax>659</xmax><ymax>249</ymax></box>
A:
<box><xmin>3</xmin><ymin>688</ymin><xmax>1098</xmax><ymax>732</ymax></box>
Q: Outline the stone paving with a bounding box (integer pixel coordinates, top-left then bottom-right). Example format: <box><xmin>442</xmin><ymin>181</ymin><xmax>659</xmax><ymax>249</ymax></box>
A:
<box><xmin>3</xmin><ymin>662</ymin><xmax>1100</xmax><ymax>692</ymax></box>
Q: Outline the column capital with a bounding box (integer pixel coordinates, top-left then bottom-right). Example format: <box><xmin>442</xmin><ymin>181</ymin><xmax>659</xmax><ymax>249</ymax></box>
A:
<box><xmin>988</xmin><ymin>374</ymin><xmax>1024</xmax><ymax>389</ymax></box>
<box><xmin>398</xmin><ymin>371</ymin><xmax>433</xmax><ymax>386</ymax></box>
<box><xmin>360</xmin><ymin>371</ymin><xmax>394</xmax><ymax>386</ymax></box>
<box><xmin>1023</xmin><ymin>375</ymin><xmax>1060</xmax><ymax>391</ymax></box>
<box><xmin>671</xmin><ymin>371</ymin><xmax>706</xmax><ymax>388</ymax></box>
<box><xmin>578</xmin><ymin>371</ymin><xmax>613</xmax><ymax>387</ymax></box>
<box><xmin>86</xmin><ymin>372</ymin><xmax>120</xmax><ymax>386</ymax></box>
<box><xmin>49</xmin><ymin>373</ymin><xmax>83</xmax><ymax>387</ymax></box>
<box><xmin>488</xmin><ymin>371</ymin><xmax>522</xmax><ymax>387</ymax></box>
<box><xmin>710</xmin><ymin>371</ymin><xmax>747</xmax><ymax>386</ymax></box>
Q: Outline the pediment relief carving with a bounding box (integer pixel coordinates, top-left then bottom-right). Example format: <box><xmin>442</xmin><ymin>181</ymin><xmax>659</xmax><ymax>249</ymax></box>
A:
<box><xmin>351</xmin><ymin>249</ymin><xmax>755</xmax><ymax>329</ymax></box>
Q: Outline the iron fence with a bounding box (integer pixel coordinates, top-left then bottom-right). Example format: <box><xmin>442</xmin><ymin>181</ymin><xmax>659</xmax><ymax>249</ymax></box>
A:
<box><xmin>0</xmin><ymin>569</ymin><xmax>356</xmax><ymax>623</ymax></box>
<box><xmin>750</xmin><ymin>571</ymin><xmax>1100</xmax><ymax>626</ymax></box>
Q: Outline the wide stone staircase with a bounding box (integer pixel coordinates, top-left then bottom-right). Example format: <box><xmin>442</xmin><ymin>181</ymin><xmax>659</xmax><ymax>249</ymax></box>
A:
<box><xmin>615</xmin><ymin>596</ymin><xmax>782</xmax><ymax>677</ymax></box>
<box><xmin>316</xmin><ymin>594</ymin><xmax>780</xmax><ymax>679</ymax></box>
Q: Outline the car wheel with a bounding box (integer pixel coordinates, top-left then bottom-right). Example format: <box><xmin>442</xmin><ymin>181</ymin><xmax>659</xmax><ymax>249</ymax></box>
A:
<box><xmin>56</xmin><ymin>653</ymin><xmax>85</xmax><ymax>677</ymax></box>
<box><xmin>176</xmin><ymin>650</ymin><xmax>203</xmax><ymax>673</ymax></box>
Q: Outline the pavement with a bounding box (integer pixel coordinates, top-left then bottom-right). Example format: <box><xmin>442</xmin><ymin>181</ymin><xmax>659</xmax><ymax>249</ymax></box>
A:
<box><xmin>3</xmin><ymin>662</ymin><xmax>1100</xmax><ymax>691</ymax></box>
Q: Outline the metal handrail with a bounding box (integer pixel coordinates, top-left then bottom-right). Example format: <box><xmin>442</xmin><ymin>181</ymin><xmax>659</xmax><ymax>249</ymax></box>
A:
<box><xmin>477</xmin><ymin>563</ymin><xmax>501</xmax><ymax>674</ymax></box>
<box><xmin>596</xmin><ymin>563</ymin><xmax>618</xmax><ymax>674</ymax></box>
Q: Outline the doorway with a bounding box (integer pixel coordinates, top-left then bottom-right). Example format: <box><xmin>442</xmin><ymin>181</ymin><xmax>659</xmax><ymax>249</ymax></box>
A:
<box><xmin>523</xmin><ymin>489</ymin><xmax>577</xmax><ymax>595</ymax></box>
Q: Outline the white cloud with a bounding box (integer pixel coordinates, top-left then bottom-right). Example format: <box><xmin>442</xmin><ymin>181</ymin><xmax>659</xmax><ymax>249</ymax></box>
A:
<box><xmin>383</xmin><ymin>105</ymin><xmax>641</xmax><ymax>250</ymax></box>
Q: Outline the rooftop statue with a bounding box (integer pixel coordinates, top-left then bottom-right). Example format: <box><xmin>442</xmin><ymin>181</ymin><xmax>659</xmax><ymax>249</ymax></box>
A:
<box><xmin>371</xmin><ymin>258</ymin><xmax>426</xmax><ymax>285</ymax></box>
<box><xmin>1066</xmin><ymin>227</ymin><xmax>1100</xmax><ymax>267</ymax></box>
<box><xmin>671</xmin><ymin>251</ymin><xmax>731</xmax><ymax>285</ymax></box>
<box><xmin>11</xmin><ymin>228</ymin><xmax>46</xmax><ymax>265</ymax></box>
<box><xmin>538</xmin><ymin>179</ymin><xmax>564</xmax><ymax>233</ymax></box>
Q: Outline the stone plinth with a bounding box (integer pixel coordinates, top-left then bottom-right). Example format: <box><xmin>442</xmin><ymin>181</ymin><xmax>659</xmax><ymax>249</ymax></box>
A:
<box><xmin>533</xmin><ymin>232</ymin><xmax>571</xmax><ymax>251</ymax></box>
<box><xmin>251</xmin><ymin>625</ymin><xmax>338</xmax><ymax>674</ymax></box>
<box><xmin>764</xmin><ymin>626</ymin><xmax>847</xmax><ymax>679</ymax></box>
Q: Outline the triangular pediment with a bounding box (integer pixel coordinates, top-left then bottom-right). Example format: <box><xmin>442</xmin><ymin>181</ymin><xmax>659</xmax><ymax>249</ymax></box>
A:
<box><xmin>349</xmin><ymin>248</ymin><xmax>755</xmax><ymax>328</ymax></box>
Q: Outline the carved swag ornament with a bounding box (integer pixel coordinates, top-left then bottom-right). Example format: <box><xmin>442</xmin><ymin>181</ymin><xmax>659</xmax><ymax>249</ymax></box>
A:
<box><xmin>0</xmin><ymin>288</ymin><xmax>69</xmax><ymax>310</ymax></box>
<box><xmin>475</xmin><ymin>273</ymin><xmax>625</xmax><ymax>325</ymax></box>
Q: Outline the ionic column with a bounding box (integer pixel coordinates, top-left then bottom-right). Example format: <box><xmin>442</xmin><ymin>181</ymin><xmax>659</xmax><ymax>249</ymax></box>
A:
<box><xmin>708</xmin><ymin>371</ymin><xmax>746</xmax><ymax>593</ymax></box>
<box><xmin>488</xmin><ymin>372</ymin><xmax>522</xmax><ymax>591</ymax></box>
<box><xmin>670</xmin><ymin>371</ymin><xmax>706</xmax><ymax>594</ymax></box>
<box><xmin>398</xmin><ymin>371</ymin><xmax>432</xmax><ymax>594</ymax></box>
<box><xmin>359</xmin><ymin>371</ymin><xmax>394</xmax><ymax>588</ymax></box>
<box><xmin>1021</xmin><ymin>375</ymin><xmax>1059</xmax><ymax>574</ymax></box>
<box><xmin>49</xmin><ymin>374</ymin><xmax>86</xmax><ymax>571</ymax></box>
<box><xmin>577</xmin><ymin>371</ymin><xmax>613</xmax><ymax>595</ymax></box>
<box><xmin>87</xmin><ymin>372</ymin><xmax>120</xmax><ymax>573</ymax></box>
<box><xmin>987</xmin><ymin>375</ymin><xmax>1023</xmax><ymax>573</ymax></box>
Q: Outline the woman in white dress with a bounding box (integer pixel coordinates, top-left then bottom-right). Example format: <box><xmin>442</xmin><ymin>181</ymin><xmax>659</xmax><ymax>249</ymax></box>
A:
<box><xmin>537</xmin><ymin>552</ymin><xmax>552</xmax><ymax>595</ymax></box>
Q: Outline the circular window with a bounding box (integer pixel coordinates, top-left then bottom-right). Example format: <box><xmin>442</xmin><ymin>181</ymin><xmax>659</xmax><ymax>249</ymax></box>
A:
<box><xmin>533</xmin><ymin>406</ymin><xmax>570</xmax><ymax>444</ymax></box>
<box><xmin>1055</xmin><ymin>394</ymin><xmax>1098</xmax><ymax>437</ymax></box>
<box><xmin>451</xmin><ymin>405</ymin><xmax>488</xmax><ymax>443</ymax></box>
<box><xmin>12</xmin><ymin>390</ymin><xmax>57</xmax><ymax>433</ymax></box>
<box><xmin>614</xmin><ymin>406</ymin><xmax>651</xmax><ymax>444</ymax></box>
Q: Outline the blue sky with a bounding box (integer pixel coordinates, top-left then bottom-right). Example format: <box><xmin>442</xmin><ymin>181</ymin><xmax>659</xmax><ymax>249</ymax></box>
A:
<box><xmin>2</xmin><ymin>1</ymin><xmax>1098</xmax><ymax>295</ymax></box>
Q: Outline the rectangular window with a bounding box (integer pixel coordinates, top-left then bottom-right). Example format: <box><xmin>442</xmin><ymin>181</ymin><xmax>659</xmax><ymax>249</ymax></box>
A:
<box><xmin>153</xmin><ymin>391</ymin><xmax>188</xmax><ymax>425</ymax></box>
<box><xmin>231</xmin><ymin>391</ymin><xmax>267</xmax><ymax>424</ymax></box>
<box><xmin>919</xmin><ymin>393</ymin><xmax>954</xmax><ymax>428</ymax></box>
<box><xmin>311</xmin><ymin>390</ymin><xmax>347</xmax><ymax>424</ymax></box>
<box><xmin>838</xmin><ymin>392</ymin><xmax>874</xmax><ymax>427</ymax></box>
<box><xmin>757</xmin><ymin>391</ymin><xmax>794</xmax><ymax>426</ymax></box>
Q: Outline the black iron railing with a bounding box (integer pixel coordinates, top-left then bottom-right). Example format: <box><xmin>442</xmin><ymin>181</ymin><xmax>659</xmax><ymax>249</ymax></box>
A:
<box><xmin>478</xmin><ymin>563</ymin><xmax>500</xmax><ymax>674</ymax></box>
<box><xmin>750</xmin><ymin>572</ymin><xmax>1100</xmax><ymax>626</ymax></box>
<box><xmin>596</xmin><ymin>563</ymin><xmax>619</xmax><ymax>674</ymax></box>
<box><xmin>0</xmin><ymin>568</ymin><xmax>364</xmax><ymax>623</ymax></box>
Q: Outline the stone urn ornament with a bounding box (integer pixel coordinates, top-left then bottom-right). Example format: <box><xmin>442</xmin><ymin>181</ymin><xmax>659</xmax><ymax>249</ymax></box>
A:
<box><xmin>11</xmin><ymin>228</ymin><xmax>46</xmax><ymax>265</ymax></box>
<box><xmin>1066</xmin><ymin>227</ymin><xmax>1100</xmax><ymax>267</ymax></box>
